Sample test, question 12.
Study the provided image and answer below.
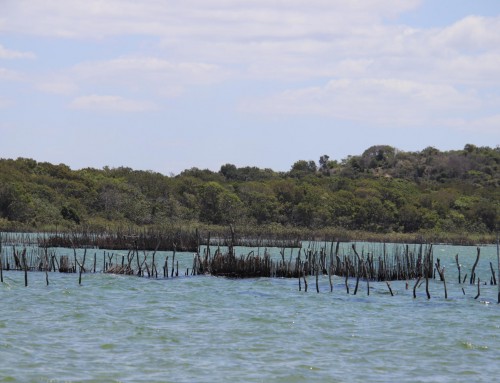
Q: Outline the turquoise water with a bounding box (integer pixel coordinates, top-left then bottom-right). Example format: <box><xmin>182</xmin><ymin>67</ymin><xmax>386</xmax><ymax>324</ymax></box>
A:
<box><xmin>1</xmin><ymin>243</ymin><xmax>499</xmax><ymax>382</ymax></box>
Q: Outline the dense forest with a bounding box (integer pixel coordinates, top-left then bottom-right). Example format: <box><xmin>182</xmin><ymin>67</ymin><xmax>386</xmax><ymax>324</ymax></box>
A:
<box><xmin>0</xmin><ymin>144</ymin><xmax>499</xmax><ymax>243</ymax></box>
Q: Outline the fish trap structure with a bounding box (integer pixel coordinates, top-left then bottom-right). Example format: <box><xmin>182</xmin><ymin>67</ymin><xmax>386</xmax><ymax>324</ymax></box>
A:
<box><xmin>193</xmin><ymin>242</ymin><xmax>434</xmax><ymax>281</ymax></box>
<box><xmin>43</xmin><ymin>228</ymin><xmax>199</xmax><ymax>252</ymax></box>
<box><xmin>2</xmin><ymin>229</ymin><xmax>498</xmax><ymax>303</ymax></box>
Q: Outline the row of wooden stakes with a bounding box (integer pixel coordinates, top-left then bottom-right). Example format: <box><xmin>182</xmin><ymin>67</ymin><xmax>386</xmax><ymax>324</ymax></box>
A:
<box><xmin>1</xmin><ymin>241</ymin><xmax>496</xmax><ymax>301</ymax></box>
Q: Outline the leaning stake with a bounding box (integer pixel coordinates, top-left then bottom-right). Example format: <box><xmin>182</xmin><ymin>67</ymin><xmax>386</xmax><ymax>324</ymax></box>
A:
<box><xmin>44</xmin><ymin>247</ymin><xmax>49</xmax><ymax>286</ymax></box>
<box><xmin>0</xmin><ymin>233</ymin><xmax>3</xmax><ymax>283</ymax></box>
<box><xmin>497</xmin><ymin>232</ymin><xmax>499</xmax><ymax>304</ymax></box>
<box><xmin>470</xmin><ymin>247</ymin><xmax>480</xmax><ymax>285</ymax></box>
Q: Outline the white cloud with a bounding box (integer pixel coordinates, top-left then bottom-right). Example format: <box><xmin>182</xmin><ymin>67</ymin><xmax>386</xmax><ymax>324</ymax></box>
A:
<box><xmin>0</xmin><ymin>44</ymin><xmax>35</xmax><ymax>59</ymax></box>
<box><xmin>72</xmin><ymin>56</ymin><xmax>224</xmax><ymax>86</ymax></box>
<box><xmin>33</xmin><ymin>56</ymin><xmax>225</xmax><ymax>100</ymax></box>
<box><xmin>0</xmin><ymin>67</ymin><xmax>23</xmax><ymax>81</ymax></box>
<box><xmin>4</xmin><ymin>1</ymin><xmax>497</xmax><ymax>90</ymax></box>
<box><xmin>36</xmin><ymin>77</ymin><xmax>78</xmax><ymax>95</ymax></box>
<box><xmin>2</xmin><ymin>0</ymin><xmax>500</xmax><ymax>132</ymax></box>
<box><xmin>69</xmin><ymin>94</ymin><xmax>156</xmax><ymax>112</ymax></box>
<box><xmin>66</xmin><ymin>56</ymin><xmax>227</xmax><ymax>100</ymax></box>
<box><xmin>1</xmin><ymin>1</ymin><xmax>421</xmax><ymax>39</ymax></box>
<box><xmin>240</xmin><ymin>78</ymin><xmax>481</xmax><ymax>127</ymax></box>
<box><xmin>446</xmin><ymin>115</ymin><xmax>500</xmax><ymax>134</ymax></box>
<box><xmin>432</xmin><ymin>16</ymin><xmax>500</xmax><ymax>54</ymax></box>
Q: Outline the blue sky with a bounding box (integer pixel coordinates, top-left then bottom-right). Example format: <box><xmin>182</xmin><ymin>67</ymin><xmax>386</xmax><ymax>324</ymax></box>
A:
<box><xmin>1</xmin><ymin>0</ymin><xmax>499</xmax><ymax>175</ymax></box>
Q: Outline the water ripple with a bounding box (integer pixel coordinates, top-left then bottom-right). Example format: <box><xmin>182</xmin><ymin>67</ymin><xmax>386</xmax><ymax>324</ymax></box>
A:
<box><xmin>1</xmin><ymin>244</ymin><xmax>500</xmax><ymax>382</ymax></box>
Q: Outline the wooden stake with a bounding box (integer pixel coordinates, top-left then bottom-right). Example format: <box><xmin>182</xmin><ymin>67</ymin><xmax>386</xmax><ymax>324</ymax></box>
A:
<box><xmin>475</xmin><ymin>278</ymin><xmax>481</xmax><ymax>300</ymax></box>
<box><xmin>171</xmin><ymin>246</ymin><xmax>176</xmax><ymax>278</ymax></box>
<box><xmin>22</xmin><ymin>248</ymin><xmax>28</xmax><ymax>287</ymax></box>
<box><xmin>455</xmin><ymin>254</ymin><xmax>461</xmax><ymax>284</ymax></box>
<box><xmin>470</xmin><ymin>247</ymin><xmax>480</xmax><ymax>285</ymax></box>
<box><xmin>386</xmin><ymin>281</ymin><xmax>394</xmax><ymax>296</ymax></box>
<box><xmin>44</xmin><ymin>247</ymin><xmax>49</xmax><ymax>286</ymax></box>
<box><xmin>76</xmin><ymin>248</ymin><xmax>87</xmax><ymax>286</ymax></box>
<box><xmin>413</xmin><ymin>276</ymin><xmax>421</xmax><ymax>299</ymax></box>
<box><xmin>497</xmin><ymin>233</ymin><xmax>499</xmax><ymax>304</ymax></box>
<box><xmin>443</xmin><ymin>271</ymin><xmax>447</xmax><ymax>299</ymax></box>
<box><xmin>298</xmin><ymin>264</ymin><xmax>302</xmax><ymax>291</ymax></box>
<box><xmin>345</xmin><ymin>259</ymin><xmax>350</xmax><ymax>294</ymax></box>
<box><xmin>489</xmin><ymin>262</ymin><xmax>497</xmax><ymax>285</ymax></box>
<box><xmin>0</xmin><ymin>233</ymin><xmax>3</xmax><ymax>283</ymax></box>
<box><xmin>425</xmin><ymin>273</ymin><xmax>430</xmax><ymax>300</ymax></box>
<box><xmin>328</xmin><ymin>265</ymin><xmax>333</xmax><ymax>292</ymax></box>
<box><xmin>315</xmin><ymin>266</ymin><xmax>319</xmax><ymax>293</ymax></box>
<box><xmin>303</xmin><ymin>267</ymin><xmax>308</xmax><ymax>292</ymax></box>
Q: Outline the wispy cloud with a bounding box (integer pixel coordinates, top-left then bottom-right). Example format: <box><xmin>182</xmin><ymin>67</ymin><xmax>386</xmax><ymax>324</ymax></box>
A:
<box><xmin>1</xmin><ymin>0</ymin><xmax>499</xmax><ymax>144</ymax></box>
<box><xmin>1</xmin><ymin>1</ymin><xmax>421</xmax><ymax>39</ymax></box>
<box><xmin>0</xmin><ymin>67</ymin><xmax>24</xmax><ymax>81</ymax></box>
<box><xmin>69</xmin><ymin>94</ymin><xmax>156</xmax><ymax>112</ymax></box>
<box><xmin>240</xmin><ymin>78</ymin><xmax>481</xmax><ymax>127</ymax></box>
<box><xmin>72</xmin><ymin>56</ymin><xmax>225</xmax><ymax>89</ymax></box>
<box><xmin>36</xmin><ymin>77</ymin><xmax>78</xmax><ymax>95</ymax></box>
<box><xmin>0</xmin><ymin>44</ymin><xmax>35</xmax><ymax>59</ymax></box>
<box><xmin>446</xmin><ymin>114</ymin><xmax>500</xmax><ymax>134</ymax></box>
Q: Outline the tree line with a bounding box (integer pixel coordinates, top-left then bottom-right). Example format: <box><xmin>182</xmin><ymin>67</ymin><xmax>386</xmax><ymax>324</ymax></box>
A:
<box><xmin>0</xmin><ymin>144</ymin><xmax>498</xmax><ymax>240</ymax></box>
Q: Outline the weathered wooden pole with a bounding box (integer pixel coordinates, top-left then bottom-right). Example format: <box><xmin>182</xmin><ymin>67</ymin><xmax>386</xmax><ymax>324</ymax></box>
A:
<box><xmin>315</xmin><ymin>265</ymin><xmax>319</xmax><ymax>293</ymax></box>
<box><xmin>413</xmin><ymin>276</ymin><xmax>421</xmax><ymax>299</ymax></box>
<box><xmin>206</xmin><ymin>232</ymin><xmax>211</xmax><ymax>260</ymax></box>
<box><xmin>229</xmin><ymin>224</ymin><xmax>235</xmax><ymax>257</ymax></box>
<box><xmin>364</xmin><ymin>260</ymin><xmax>370</xmax><ymax>296</ymax></box>
<box><xmin>386</xmin><ymin>281</ymin><xmax>394</xmax><ymax>296</ymax></box>
<box><xmin>328</xmin><ymin>265</ymin><xmax>333</xmax><ymax>292</ymax></box>
<box><xmin>77</xmin><ymin>248</ymin><xmax>87</xmax><ymax>285</ymax></box>
<box><xmin>470</xmin><ymin>247</ymin><xmax>480</xmax><ymax>285</ymax></box>
<box><xmin>44</xmin><ymin>247</ymin><xmax>49</xmax><ymax>286</ymax></box>
<box><xmin>352</xmin><ymin>245</ymin><xmax>360</xmax><ymax>295</ymax></box>
<box><xmin>22</xmin><ymin>248</ymin><xmax>28</xmax><ymax>287</ymax></box>
<box><xmin>443</xmin><ymin>270</ymin><xmax>447</xmax><ymax>299</ymax></box>
<box><xmin>345</xmin><ymin>258</ymin><xmax>350</xmax><ymax>294</ymax></box>
<box><xmin>489</xmin><ymin>262</ymin><xmax>497</xmax><ymax>285</ymax></box>
<box><xmin>171</xmin><ymin>246</ymin><xmax>176</xmax><ymax>278</ymax></box>
<box><xmin>0</xmin><ymin>232</ymin><xmax>3</xmax><ymax>283</ymax></box>
<box><xmin>196</xmin><ymin>228</ymin><xmax>200</xmax><ymax>256</ymax></box>
<box><xmin>497</xmin><ymin>232</ymin><xmax>500</xmax><ymax>304</ymax></box>
<box><xmin>303</xmin><ymin>265</ymin><xmax>308</xmax><ymax>292</ymax></box>
<box><xmin>298</xmin><ymin>263</ymin><xmax>302</xmax><ymax>291</ymax></box>
<box><xmin>435</xmin><ymin>260</ymin><xmax>447</xmax><ymax>299</ymax></box>
<box><xmin>425</xmin><ymin>273</ymin><xmax>430</xmax><ymax>300</ymax></box>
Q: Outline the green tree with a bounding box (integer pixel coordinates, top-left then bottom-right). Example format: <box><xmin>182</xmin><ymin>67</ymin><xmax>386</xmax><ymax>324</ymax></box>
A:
<box><xmin>199</xmin><ymin>182</ymin><xmax>244</xmax><ymax>225</ymax></box>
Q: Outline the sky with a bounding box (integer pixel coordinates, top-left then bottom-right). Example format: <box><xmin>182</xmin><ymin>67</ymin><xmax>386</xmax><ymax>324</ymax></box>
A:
<box><xmin>1</xmin><ymin>0</ymin><xmax>499</xmax><ymax>175</ymax></box>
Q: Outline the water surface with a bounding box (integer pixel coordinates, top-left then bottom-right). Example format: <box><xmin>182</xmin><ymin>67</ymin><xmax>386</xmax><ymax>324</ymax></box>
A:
<box><xmin>1</xmin><ymin>243</ymin><xmax>499</xmax><ymax>382</ymax></box>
